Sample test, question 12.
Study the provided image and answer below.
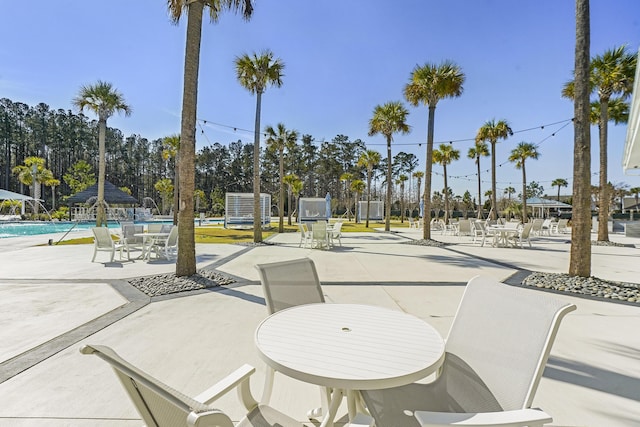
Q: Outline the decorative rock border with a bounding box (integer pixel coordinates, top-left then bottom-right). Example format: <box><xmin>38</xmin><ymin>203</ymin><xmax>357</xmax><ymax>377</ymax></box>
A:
<box><xmin>522</xmin><ymin>271</ymin><xmax>640</xmax><ymax>304</ymax></box>
<box><xmin>128</xmin><ymin>269</ymin><xmax>236</xmax><ymax>297</ymax></box>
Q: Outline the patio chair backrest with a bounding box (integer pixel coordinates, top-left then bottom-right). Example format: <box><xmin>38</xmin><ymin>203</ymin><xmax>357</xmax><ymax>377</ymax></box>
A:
<box><xmin>123</xmin><ymin>224</ymin><xmax>144</xmax><ymax>244</ymax></box>
<box><xmin>166</xmin><ymin>226</ymin><xmax>178</xmax><ymax>247</ymax></box>
<box><xmin>520</xmin><ymin>222</ymin><xmax>533</xmax><ymax>239</ymax></box>
<box><xmin>92</xmin><ymin>227</ymin><xmax>114</xmax><ymax>249</ymax></box>
<box><xmin>505</xmin><ymin>221</ymin><xmax>521</xmax><ymax>229</ymax></box>
<box><xmin>444</xmin><ymin>276</ymin><xmax>576</xmax><ymax>411</ymax></box>
<box><xmin>457</xmin><ymin>219</ymin><xmax>471</xmax><ymax>234</ymax></box>
<box><xmin>147</xmin><ymin>223</ymin><xmax>164</xmax><ymax>233</ymax></box>
<box><xmin>80</xmin><ymin>345</ymin><xmax>236</xmax><ymax>427</ymax></box>
<box><xmin>255</xmin><ymin>258</ymin><xmax>325</xmax><ymax>314</ymax></box>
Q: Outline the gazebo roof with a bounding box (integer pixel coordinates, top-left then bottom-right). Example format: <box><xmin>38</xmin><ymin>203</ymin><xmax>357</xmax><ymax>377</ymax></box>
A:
<box><xmin>0</xmin><ymin>189</ymin><xmax>35</xmax><ymax>201</ymax></box>
<box><xmin>525</xmin><ymin>197</ymin><xmax>572</xmax><ymax>208</ymax></box>
<box><xmin>67</xmin><ymin>181</ymin><xmax>139</xmax><ymax>205</ymax></box>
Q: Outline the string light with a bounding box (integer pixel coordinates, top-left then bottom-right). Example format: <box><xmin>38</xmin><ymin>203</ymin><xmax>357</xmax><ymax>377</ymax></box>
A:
<box><xmin>195</xmin><ymin>116</ymin><xmax>574</xmax><ymax>148</ymax></box>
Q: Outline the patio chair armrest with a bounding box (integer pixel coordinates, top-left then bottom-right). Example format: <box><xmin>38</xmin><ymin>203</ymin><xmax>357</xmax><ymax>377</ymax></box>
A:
<box><xmin>194</xmin><ymin>364</ymin><xmax>258</xmax><ymax>410</ymax></box>
<box><xmin>414</xmin><ymin>408</ymin><xmax>552</xmax><ymax>427</ymax></box>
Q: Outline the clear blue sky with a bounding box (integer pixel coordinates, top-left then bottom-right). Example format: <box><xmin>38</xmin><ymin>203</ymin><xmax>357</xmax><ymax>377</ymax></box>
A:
<box><xmin>1</xmin><ymin>0</ymin><xmax>639</xmax><ymax>198</ymax></box>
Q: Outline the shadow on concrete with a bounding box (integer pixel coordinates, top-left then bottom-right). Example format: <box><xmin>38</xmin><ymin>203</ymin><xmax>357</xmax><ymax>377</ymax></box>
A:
<box><xmin>545</xmin><ymin>356</ymin><xmax>640</xmax><ymax>401</ymax></box>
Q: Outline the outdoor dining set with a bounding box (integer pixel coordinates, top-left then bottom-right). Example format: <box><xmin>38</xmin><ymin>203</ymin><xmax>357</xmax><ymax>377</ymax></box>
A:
<box><xmin>81</xmin><ymin>257</ymin><xmax>576</xmax><ymax>427</ymax></box>
<box><xmin>90</xmin><ymin>222</ymin><xmax>178</xmax><ymax>262</ymax></box>
<box><xmin>298</xmin><ymin>220</ymin><xmax>343</xmax><ymax>250</ymax></box>
<box><xmin>427</xmin><ymin>217</ymin><xmax>570</xmax><ymax>248</ymax></box>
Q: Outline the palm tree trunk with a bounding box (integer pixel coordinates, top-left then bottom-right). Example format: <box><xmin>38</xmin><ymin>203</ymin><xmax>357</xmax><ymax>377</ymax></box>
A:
<box><xmin>385</xmin><ymin>137</ymin><xmax>392</xmax><ymax>232</ymax></box>
<box><xmin>423</xmin><ymin>105</ymin><xmax>436</xmax><ymax>240</ymax></box>
<box><xmin>443</xmin><ymin>164</ymin><xmax>449</xmax><ymax>224</ymax></box>
<box><xmin>597</xmin><ymin>101</ymin><xmax>609</xmax><ymax>241</ymax></box>
<box><xmin>476</xmin><ymin>157</ymin><xmax>482</xmax><ymax>219</ymax></box>
<box><xmin>491</xmin><ymin>141</ymin><xmax>497</xmax><ymax>220</ymax></box>
<box><xmin>278</xmin><ymin>147</ymin><xmax>284</xmax><ymax>233</ymax></box>
<box><xmin>253</xmin><ymin>91</ymin><xmax>263</xmax><ymax>242</ymax></box>
<box><xmin>173</xmin><ymin>155</ymin><xmax>179</xmax><ymax>226</ymax></box>
<box><xmin>96</xmin><ymin>117</ymin><xmax>107</xmax><ymax>227</ymax></box>
<box><xmin>176</xmin><ymin>0</ymin><xmax>202</xmax><ymax>277</ymax></box>
<box><xmin>287</xmin><ymin>187</ymin><xmax>292</xmax><ymax>225</ymax></box>
<box><xmin>522</xmin><ymin>163</ymin><xmax>527</xmax><ymax>223</ymax></box>
<box><xmin>569</xmin><ymin>0</ymin><xmax>591</xmax><ymax>277</ymax></box>
<box><xmin>366</xmin><ymin>173</ymin><xmax>371</xmax><ymax>228</ymax></box>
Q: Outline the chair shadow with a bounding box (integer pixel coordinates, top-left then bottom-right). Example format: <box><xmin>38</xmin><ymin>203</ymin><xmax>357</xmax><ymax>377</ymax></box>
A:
<box><xmin>544</xmin><ymin>355</ymin><xmax>640</xmax><ymax>401</ymax></box>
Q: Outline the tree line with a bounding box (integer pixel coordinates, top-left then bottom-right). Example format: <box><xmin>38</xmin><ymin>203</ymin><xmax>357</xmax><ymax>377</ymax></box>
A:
<box><xmin>0</xmin><ymin>97</ymin><xmax>433</xmax><ymax>217</ymax></box>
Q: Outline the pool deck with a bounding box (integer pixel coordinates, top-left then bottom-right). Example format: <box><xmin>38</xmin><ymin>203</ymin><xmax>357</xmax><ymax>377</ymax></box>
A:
<box><xmin>0</xmin><ymin>226</ymin><xmax>639</xmax><ymax>426</ymax></box>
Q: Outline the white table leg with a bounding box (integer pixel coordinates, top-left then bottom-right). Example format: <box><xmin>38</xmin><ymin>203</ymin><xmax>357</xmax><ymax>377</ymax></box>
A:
<box><xmin>319</xmin><ymin>388</ymin><xmax>343</xmax><ymax>427</ymax></box>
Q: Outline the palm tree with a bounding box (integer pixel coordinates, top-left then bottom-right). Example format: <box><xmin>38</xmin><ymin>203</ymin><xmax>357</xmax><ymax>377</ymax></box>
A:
<box><xmin>368</xmin><ymin>101</ymin><xmax>411</xmax><ymax>231</ymax></box>
<box><xmin>12</xmin><ymin>157</ymin><xmax>52</xmax><ymax>215</ymax></box>
<box><xmin>562</xmin><ymin>45</ymin><xmax>636</xmax><ymax>242</ymax></box>
<box><xmin>629</xmin><ymin>187</ymin><xmax>640</xmax><ymax>213</ymax></box>
<box><xmin>168</xmin><ymin>0</ymin><xmax>254</xmax><ymax>276</ymax></box>
<box><xmin>397</xmin><ymin>174</ymin><xmax>408</xmax><ymax>222</ymax></box>
<box><xmin>235</xmin><ymin>50</ymin><xmax>285</xmax><ymax>242</ymax></box>
<box><xmin>351</xmin><ymin>179</ymin><xmax>365</xmax><ymax>223</ymax></box>
<box><xmin>412</xmin><ymin>170</ymin><xmax>424</xmax><ymax>217</ymax></box>
<box><xmin>404</xmin><ymin>60</ymin><xmax>465</xmax><ymax>239</ymax></box>
<box><xmin>265</xmin><ymin>123</ymin><xmax>298</xmax><ymax>233</ymax></box>
<box><xmin>432</xmin><ymin>144</ymin><xmax>460</xmax><ymax>223</ymax></box>
<box><xmin>358</xmin><ymin>149</ymin><xmax>381</xmax><ymax>228</ymax></box>
<box><xmin>340</xmin><ymin>172</ymin><xmax>354</xmax><ymax>221</ymax></box>
<box><xmin>475</xmin><ymin>119</ymin><xmax>513</xmax><ymax>220</ymax></box>
<box><xmin>283</xmin><ymin>173</ymin><xmax>301</xmax><ymax>226</ymax></box>
<box><xmin>552</xmin><ymin>178</ymin><xmax>569</xmax><ymax>202</ymax></box>
<box><xmin>467</xmin><ymin>140</ymin><xmax>490</xmax><ymax>218</ymax></box>
<box><xmin>503</xmin><ymin>186</ymin><xmax>516</xmax><ymax>201</ymax></box>
<box><xmin>508</xmin><ymin>142</ymin><xmax>539</xmax><ymax>223</ymax></box>
<box><xmin>162</xmin><ymin>134</ymin><xmax>180</xmax><ymax>225</ymax></box>
<box><xmin>72</xmin><ymin>80</ymin><xmax>131</xmax><ymax>227</ymax></box>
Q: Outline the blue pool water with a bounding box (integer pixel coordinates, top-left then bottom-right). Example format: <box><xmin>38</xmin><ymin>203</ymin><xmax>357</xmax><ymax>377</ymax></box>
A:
<box><xmin>0</xmin><ymin>219</ymin><xmax>222</xmax><ymax>239</ymax></box>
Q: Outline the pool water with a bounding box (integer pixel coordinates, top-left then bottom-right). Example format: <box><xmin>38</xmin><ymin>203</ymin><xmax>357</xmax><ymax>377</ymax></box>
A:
<box><xmin>0</xmin><ymin>219</ymin><xmax>222</xmax><ymax>239</ymax></box>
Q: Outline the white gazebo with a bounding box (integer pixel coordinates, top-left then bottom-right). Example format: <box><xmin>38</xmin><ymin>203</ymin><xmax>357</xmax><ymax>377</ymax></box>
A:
<box><xmin>0</xmin><ymin>189</ymin><xmax>36</xmax><ymax>216</ymax></box>
<box><xmin>525</xmin><ymin>197</ymin><xmax>572</xmax><ymax>218</ymax></box>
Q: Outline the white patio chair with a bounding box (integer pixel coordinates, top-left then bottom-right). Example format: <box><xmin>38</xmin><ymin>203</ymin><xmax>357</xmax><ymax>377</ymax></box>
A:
<box><xmin>330</xmin><ymin>221</ymin><xmax>343</xmax><ymax>246</ymax></box>
<box><xmin>456</xmin><ymin>219</ymin><xmax>472</xmax><ymax>236</ymax></box>
<box><xmin>541</xmin><ymin>218</ymin><xmax>553</xmax><ymax>235</ymax></box>
<box><xmin>508</xmin><ymin>221</ymin><xmax>534</xmax><ymax>248</ymax></box>
<box><xmin>311</xmin><ymin>221</ymin><xmax>329</xmax><ymax>249</ymax></box>
<box><xmin>297</xmin><ymin>223</ymin><xmax>311</xmax><ymax>248</ymax></box>
<box><xmin>471</xmin><ymin>220</ymin><xmax>493</xmax><ymax>246</ymax></box>
<box><xmin>91</xmin><ymin>227</ymin><xmax>123</xmax><ymax>262</ymax></box>
<box><xmin>552</xmin><ymin>218</ymin><xmax>569</xmax><ymax>234</ymax></box>
<box><xmin>122</xmin><ymin>224</ymin><xmax>145</xmax><ymax>260</ymax></box>
<box><xmin>80</xmin><ymin>344</ymin><xmax>302</xmax><ymax>427</ymax></box>
<box><xmin>531</xmin><ymin>218</ymin><xmax>544</xmax><ymax>235</ymax></box>
<box><xmin>151</xmin><ymin>225</ymin><xmax>178</xmax><ymax>260</ymax></box>
<box><xmin>361</xmin><ymin>275</ymin><xmax>576</xmax><ymax>427</ymax></box>
<box><xmin>255</xmin><ymin>258</ymin><xmax>330</xmax><ymax>418</ymax></box>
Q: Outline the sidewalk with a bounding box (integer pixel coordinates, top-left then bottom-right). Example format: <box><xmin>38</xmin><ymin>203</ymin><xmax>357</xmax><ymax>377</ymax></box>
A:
<box><xmin>0</xmin><ymin>227</ymin><xmax>639</xmax><ymax>426</ymax></box>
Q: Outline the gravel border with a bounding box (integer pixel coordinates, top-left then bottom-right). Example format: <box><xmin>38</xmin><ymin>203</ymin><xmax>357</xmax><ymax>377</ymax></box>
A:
<box><xmin>128</xmin><ymin>269</ymin><xmax>236</xmax><ymax>297</ymax></box>
<box><xmin>522</xmin><ymin>271</ymin><xmax>640</xmax><ymax>304</ymax></box>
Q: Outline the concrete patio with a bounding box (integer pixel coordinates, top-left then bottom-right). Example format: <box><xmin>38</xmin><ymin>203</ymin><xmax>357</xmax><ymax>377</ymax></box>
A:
<box><xmin>0</xmin><ymin>226</ymin><xmax>639</xmax><ymax>426</ymax></box>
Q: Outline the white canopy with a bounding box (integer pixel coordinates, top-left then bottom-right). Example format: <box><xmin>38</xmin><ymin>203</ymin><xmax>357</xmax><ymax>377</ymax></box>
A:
<box><xmin>525</xmin><ymin>197</ymin><xmax>572</xmax><ymax>208</ymax></box>
<box><xmin>0</xmin><ymin>189</ymin><xmax>34</xmax><ymax>201</ymax></box>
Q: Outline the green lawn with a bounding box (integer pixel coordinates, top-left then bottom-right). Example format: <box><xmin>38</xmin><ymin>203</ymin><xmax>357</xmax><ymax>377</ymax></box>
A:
<box><xmin>56</xmin><ymin>219</ymin><xmax>410</xmax><ymax>245</ymax></box>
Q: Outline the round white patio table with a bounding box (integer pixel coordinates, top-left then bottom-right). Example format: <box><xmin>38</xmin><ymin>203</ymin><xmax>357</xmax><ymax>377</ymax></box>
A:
<box><xmin>255</xmin><ymin>303</ymin><xmax>445</xmax><ymax>427</ymax></box>
<box><xmin>487</xmin><ymin>226</ymin><xmax>519</xmax><ymax>247</ymax></box>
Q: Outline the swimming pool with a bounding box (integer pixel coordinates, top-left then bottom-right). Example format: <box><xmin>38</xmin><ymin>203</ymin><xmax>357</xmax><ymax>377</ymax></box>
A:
<box><xmin>0</xmin><ymin>219</ymin><xmax>223</xmax><ymax>239</ymax></box>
